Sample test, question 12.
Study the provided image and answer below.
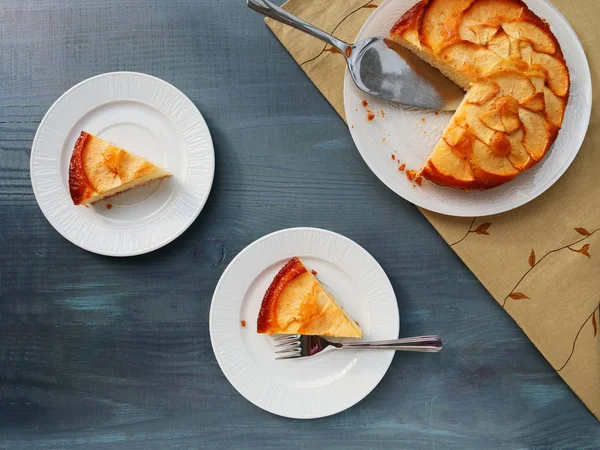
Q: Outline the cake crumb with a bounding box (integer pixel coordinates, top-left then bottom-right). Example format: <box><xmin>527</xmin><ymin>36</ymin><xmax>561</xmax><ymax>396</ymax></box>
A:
<box><xmin>421</xmin><ymin>117</ymin><xmax>426</xmax><ymax>122</ymax></box>
<box><xmin>391</xmin><ymin>154</ymin><xmax>395</xmax><ymax>160</ymax></box>
<box><xmin>435</xmin><ymin>111</ymin><xmax>439</xmax><ymax>115</ymax></box>
<box><xmin>382</xmin><ymin>137</ymin><xmax>386</xmax><ymax>143</ymax></box>
<box><xmin>355</xmin><ymin>108</ymin><xmax>358</xmax><ymax>112</ymax></box>
<box><xmin>406</xmin><ymin>169</ymin><xmax>423</xmax><ymax>186</ymax></box>
<box><xmin>366</xmin><ymin>110</ymin><xmax>375</xmax><ymax>121</ymax></box>
<box><xmin>362</xmin><ymin>100</ymin><xmax>368</xmax><ymax>107</ymax></box>
<box><xmin>311</xmin><ymin>269</ymin><xmax>318</xmax><ymax>275</ymax></box>
<box><xmin>399</xmin><ymin>163</ymin><xmax>406</xmax><ymax>171</ymax></box>
<box><xmin>381</xmin><ymin>109</ymin><xmax>385</xmax><ymax>118</ymax></box>
<box><xmin>106</xmin><ymin>204</ymin><xmax>112</xmax><ymax>210</ymax></box>
<box><xmin>241</xmin><ymin>320</ymin><xmax>246</xmax><ymax>327</ymax></box>
<box><xmin>351</xmin><ymin>125</ymin><xmax>354</xmax><ymax>128</ymax></box>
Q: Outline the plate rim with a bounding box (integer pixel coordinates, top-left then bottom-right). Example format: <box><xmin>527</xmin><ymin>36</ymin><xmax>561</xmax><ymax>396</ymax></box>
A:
<box><xmin>344</xmin><ymin>0</ymin><xmax>592</xmax><ymax>217</ymax></box>
<box><xmin>209</xmin><ymin>227</ymin><xmax>400</xmax><ymax>419</ymax></box>
<box><xmin>30</xmin><ymin>71</ymin><xmax>215</xmax><ymax>256</ymax></box>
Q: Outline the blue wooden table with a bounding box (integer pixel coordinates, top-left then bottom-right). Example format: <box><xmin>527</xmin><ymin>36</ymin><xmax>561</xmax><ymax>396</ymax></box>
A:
<box><xmin>1</xmin><ymin>1</ymin><xmax>598</xmax><ymax>448</ymax></box>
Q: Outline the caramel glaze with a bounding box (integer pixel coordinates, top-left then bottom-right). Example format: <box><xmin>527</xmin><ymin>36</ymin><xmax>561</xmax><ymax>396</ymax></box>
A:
<box><xmin>68</xmin><ymin>131</ymin><xmax>94</xmax><ymax>205</ymax></box>
<box><xmin>257</xmin><ymin>257</ymin><xmax>307</xmax><ymax>333</ymax></box>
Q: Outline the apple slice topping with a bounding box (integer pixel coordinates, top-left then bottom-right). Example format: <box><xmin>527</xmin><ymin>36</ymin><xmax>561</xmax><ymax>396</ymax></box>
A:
<box><xmin>519</xmin><ymin>108</ymin><xmax>551</xmax><ymax>160</ymax></box>
<box><xmin>520</xmin><ymin>92</ymin><xmax>545</xmax><ymax>112</ymax></box>
<box><xmin>501</xmin><ymin>20</ymin><xmax>556</xmax><ymax>54</ymax></box>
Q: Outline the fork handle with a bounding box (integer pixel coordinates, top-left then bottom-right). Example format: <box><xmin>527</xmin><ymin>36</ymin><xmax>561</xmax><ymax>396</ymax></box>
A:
<box><xmin>338</xmin><ymin>335</ymin><xmax>442</xmax><ymax>352</ymax></box>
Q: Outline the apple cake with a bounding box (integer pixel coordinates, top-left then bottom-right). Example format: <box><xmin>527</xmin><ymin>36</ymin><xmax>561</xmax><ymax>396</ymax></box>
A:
<box><xmin>257</xmin><ymin>257</ymin><xmax>362</xmax><ymax>338</ymax></box>
<box><xmin>390</xmin><ymin>0</ymin><xmax>569</xmax><ymax>189</ymax></box>
<box><xmin>69</xmin><ymin>131</ymin><xmax>171</xmax><ymax>205</ymax></box>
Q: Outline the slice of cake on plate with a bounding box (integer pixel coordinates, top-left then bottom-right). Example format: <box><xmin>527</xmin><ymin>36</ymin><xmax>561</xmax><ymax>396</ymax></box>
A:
<box><xmin>68</xmin><ymin>131</ymin><xmax>171</xmax><ymax>205</ymax></box>
<box><xmin>257</xmin><ymin>257</ymin><xmax>362</xmax><ymax>338</ymax></box>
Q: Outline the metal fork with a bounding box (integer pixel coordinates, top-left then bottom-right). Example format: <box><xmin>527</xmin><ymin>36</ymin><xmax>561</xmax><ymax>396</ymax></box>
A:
<box><xmin>274</xmin><ymin>335</ymin><xmax>442</xmax><ymax>360</ymax></box>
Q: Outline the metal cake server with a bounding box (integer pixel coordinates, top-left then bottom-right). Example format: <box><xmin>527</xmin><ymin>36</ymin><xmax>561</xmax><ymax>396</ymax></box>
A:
<box><xmin>248</xmin><ymin>0</ymin><xmax>464</xmax><ymax>110</ymax></box>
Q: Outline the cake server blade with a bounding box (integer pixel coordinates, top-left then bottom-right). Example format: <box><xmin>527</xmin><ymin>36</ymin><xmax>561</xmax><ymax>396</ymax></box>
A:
<box><xmin>248</xmin><ymin>0</ymin><xmax>464</xmax><ymax>111</ymax></box>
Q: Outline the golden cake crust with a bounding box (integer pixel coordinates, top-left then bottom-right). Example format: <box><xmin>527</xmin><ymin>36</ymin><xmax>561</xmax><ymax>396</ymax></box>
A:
<box><xmin>69</xmin><ymin>131</ymin><xmax>95</xmax><ymax>205</ymax></box>
<box><xmin>390</xmin><ymin>0</ymin><xmax>569</xmax><ymax>190</ymax></box>
<box><xmin>257</xmin><ymin>257</ymin><xmax>307</xmax><ymax>334</ymax></box>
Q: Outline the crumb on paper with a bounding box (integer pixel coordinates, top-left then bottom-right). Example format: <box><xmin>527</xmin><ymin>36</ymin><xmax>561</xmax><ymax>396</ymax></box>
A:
<box><xmin>362</xmin><ymin>100</ymin><xmax>368</xmax><ymax>107</ymax></box>
<box><xmin>351</xmin><ymin>125</ymin><xmax>354</xmax><ymax>128</ymax></box>
<box><xmin>355</xmin><ymin>108</ymin><xmax>358</xmax><ymax>112</ymax></box>
<box><xmin>415</xmin><ymin>177</ymin><xmax>422</xmax><ymax>186</ymax></box>
<box><xmin>106</xmin><ymin>204</ymin><xmax>112</xmax><ymax>210</ymax></box>
<box><xmin>311</xmin><ymin>269</ymin><xmax>318</xmax><ymax>275</ymax></box>
<box><xmin>391</xmin><ymin>154</ymin><xmax>395</xmax><ymax>160</ymax></box>
<box><xmin>241</xmin><ymin>320</ymin><xmax>246</xmax><ymax>327</ymax></box>
<box><xmin>399</xmin><ymin>163</ymin><xmax>406</xmax><ymax>171</ymax></box>
<box><xmin>421</xmin><ymin>117</ymin><xmax>426</xmax><ymax>122</ymax></box>
<box><xmin>366</xmin><ymin>110</ymin><xmax>375</xmax><ymax>121</ymax></box>
<box><xmin>381</xmin><ymin>109</ymin><xmax>385</xmax><ymax>118</ymax></box>
<box><xmin>382</xmin><ymin>138</ymin><xmax>386</xmax><ymax>143</ymax></box>
<box><xmin>435</xmin><ymin>111</ymin><xmax>440</xmax><ymax>115</ymax></box>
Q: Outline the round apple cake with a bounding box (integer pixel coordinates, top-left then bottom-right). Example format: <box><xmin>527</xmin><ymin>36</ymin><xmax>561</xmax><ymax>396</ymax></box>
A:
<box><xmin>390</xmin><ymin>0</ymin><xmax>569</xmax><ymax>189</ymax></box>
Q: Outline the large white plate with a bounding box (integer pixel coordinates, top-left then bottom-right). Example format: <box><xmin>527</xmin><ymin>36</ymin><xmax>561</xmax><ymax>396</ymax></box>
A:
<box><xmin>210</xmin><ymin>228</ymin><xmax>400</xmax><ymax>419</ymax></box>
<box><xmin>344</xmin><ymin>0</ymin><xmax>592</xmax><ymax>217</ymax></box>
<box><xmin>30</xmin><ymin>72</ymin><xmax>214</xmax><ymax>256</ymax></box>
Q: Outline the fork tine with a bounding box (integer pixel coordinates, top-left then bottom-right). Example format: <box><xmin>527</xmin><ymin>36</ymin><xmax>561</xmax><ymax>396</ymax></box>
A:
<box><xmin>274</xmin><ymin>334</ymin><xmax>300</xmax><ymax>343</ymax></box>
<box><xmin>275</xmin><ymin>347</ymin><xmax>301</xmax><ymax>354</ymax></box>
<box><xmin>274</xmin><ymin>340</ymin><xmax>301</xmax><ymax>349</ymax></box>
<box><xmin>276</xmin><ymin>353</ymin><xmax>302</xmax><ymax>360</ymax></box>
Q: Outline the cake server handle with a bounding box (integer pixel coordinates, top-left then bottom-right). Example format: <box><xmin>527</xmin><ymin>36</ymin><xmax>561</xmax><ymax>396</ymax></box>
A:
<box><xmin>247</xmin><ymin>0</ymin><xmax>350</xmax><ymax>56</ymax></box>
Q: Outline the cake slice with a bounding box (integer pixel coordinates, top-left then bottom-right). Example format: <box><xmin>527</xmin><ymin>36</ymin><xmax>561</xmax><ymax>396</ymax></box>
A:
<box><xmin>257</xmin><ymin>257</ymin><xmax>362</xmax><ymax>338</ymax></box>
<box><xmin>68</xmin><ymin>131</ymin><xmax>171</xmax><ymax>205</ymax></box>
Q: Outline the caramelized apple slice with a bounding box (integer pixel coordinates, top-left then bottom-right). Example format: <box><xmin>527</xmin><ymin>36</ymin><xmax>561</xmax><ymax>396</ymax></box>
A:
<box><xmin>420</xmin><ymin>0</ymin><xmax>473</xmax><ymax>53</ymax></box>
<box><xmin>489</xmin><ymin>131</ymin><xmax>512</xmax><ymax>157</ymax></box>
<box><xmin>440</xmin><ymin>42</ymin><xmax>503</xmax><ymax>78</ymax></box>
<box><xmin>465</xmin><ymin>79</ymin><xmax>500</xmax><ymax>104</ymax></box>
<box><xmin>460</xmin><ymin>24</ymin><xmax>499</xmax><ymax>45</ymax></box>
<box><xmin>471</xmin><ymin>139</ymin><xmax>519</xmax><ymax>186</ymax></box>
<box><xmin>520</xmin><ymin>92</ymin><xmax>545</xmax><ymax>112</ymax></box>
<box><xmin>489</xmin><ymin>70</ymin><xmax>536</xmax><ymax>102</ymax></box>
<box><xmin>461</xmin><ymin>0</ymin><xmax>524</xmax><ymax>28</ymax></box>
<box><xmin>508</xmin><ymin>35</ymin><xmax>522</xmax><ymax>58</ymax></box>
<box><xmin>422</xmin><ymin>141</ymin><xmax>475</xmax><ymax>187</ymax></box>
<box><xmin>520</xmin><ymin>45</ymin><xmax>569</xmax><ymax>97</ymax></box>
<box><xmin>543</xmin><ymin>86</ymin><xmax>565</xmax><ymax>127</ymax></box>
<box><xmin>486</xmin><ymin>31</ymin><xmax>510</xmax><ymax>58</ymax></box>
<box><xmin>505</xmin><ymin>129</ymin><xmax>533</xmax><ymax>170</ymax></box>
<box><xmin>480</xmin><ymin>108</ymin><xmax>506</xmax><ymax>132</ymax></box>
<box><xmin>501</xmin><ymin>20</ymin><xmax>556</xmax><ymax>54</ymax></box>
<box><xmin>519</xmin><ymin>108</ymin><xmax>551</xmax><ymax>160</ymax></box>
<box><xmin>463</xmin><ymin>103</ymin><xmax>496</xmax><ymax>145</ymax></box>
<box><xmin>492</xmin><ymin>96</ymin><xmax>521</xmax><ymax>133</ymax></box>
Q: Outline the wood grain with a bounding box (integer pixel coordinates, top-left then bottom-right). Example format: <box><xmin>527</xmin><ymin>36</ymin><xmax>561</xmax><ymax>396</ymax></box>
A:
<box><xmin>0</xmin><ymin>0</ymin><xmax>598</xmax><ymax>448</ymax></box>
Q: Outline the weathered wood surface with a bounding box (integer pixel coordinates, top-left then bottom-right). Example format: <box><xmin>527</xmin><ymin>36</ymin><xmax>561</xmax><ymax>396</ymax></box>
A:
<box><xmin>0</xmin><ymin>1</ymin><xmax>598</xmax><ymax>448</ymax></box>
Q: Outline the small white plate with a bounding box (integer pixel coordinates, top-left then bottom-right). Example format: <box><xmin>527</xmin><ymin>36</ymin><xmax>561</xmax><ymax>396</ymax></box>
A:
<box><xmin>30</xmin><ymin>72</ymin><xmax>214</xmax><ymax>256</ymax></box>
<box><xmin>210</xmin><ymin>228</ymin><xmax>399</xmax><ymax>419</ymax></box>
<box><xmin>344</xmin><ymin>0</ymin><xmax>592</xmax><ymax>217</ymax></box>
